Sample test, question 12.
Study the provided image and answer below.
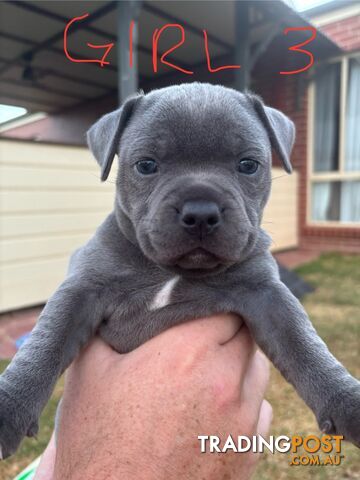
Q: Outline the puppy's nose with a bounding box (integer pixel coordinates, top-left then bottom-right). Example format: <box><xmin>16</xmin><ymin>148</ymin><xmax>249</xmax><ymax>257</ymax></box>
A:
<box><xmin>180</xmin><ymin>200</ymin><xmax>221</xmax><ymax>237</ymax></box>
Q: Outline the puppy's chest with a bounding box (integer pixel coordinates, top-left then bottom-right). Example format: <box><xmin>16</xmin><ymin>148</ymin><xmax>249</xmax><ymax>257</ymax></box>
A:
<box><xmin>109</xmin><ymin>274</ymin><xmax>193</xmax><ymax>319</ymax></box>
<box><xmin>99</xmin><ymin>273</ymin><xmax>235</xmax><ymax>353</ymax></box>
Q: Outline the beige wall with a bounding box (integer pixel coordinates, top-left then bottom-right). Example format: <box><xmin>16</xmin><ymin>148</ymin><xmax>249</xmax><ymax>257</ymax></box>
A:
<box><xmin>0</xmin><ymin>140</ymin><xmax>298</xmax><ymax>312</ymax></box>
<box><xmin>0</xmin><ymin>140</ymin><xmax>115</xmax><ymax>312</ymax></box>
<box><xmin>263</xmin><ymin>167</ymin><xmax>299</xmax><ymax>252</ymax></box>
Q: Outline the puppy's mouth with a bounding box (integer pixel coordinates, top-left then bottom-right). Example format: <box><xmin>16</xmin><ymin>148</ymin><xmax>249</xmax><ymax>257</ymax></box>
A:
<box><xmin>175</xmin><ymin>248</ymin><xmax>221</xmax><ymax>270</ymax></box>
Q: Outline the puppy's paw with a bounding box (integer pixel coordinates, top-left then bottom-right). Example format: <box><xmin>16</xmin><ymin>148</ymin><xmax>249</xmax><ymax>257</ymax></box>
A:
<box><xmin>0</xmin><ymin>389</ymin><xmax>39</xmax><ymax>459</ymax></box>
<box><xmin>318</xmin><ymin>381</ymin><xmax>360</xmax><ymax>448</ymax></box>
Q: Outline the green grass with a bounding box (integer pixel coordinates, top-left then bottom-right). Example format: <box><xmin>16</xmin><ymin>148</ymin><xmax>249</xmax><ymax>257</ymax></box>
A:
<box><xmin>0</xmin><ymin>362</ymin><xmax>63</xmax><ymax>480</ymax></box>
<box><xmin>1</xmin><ymin>253</ymin><xmax>359</xmax><ymax>479</ymax></box>
<box><xmin>254</xmin><ymin>253</ymin><xmax>360</xmax><ymax>480</ymax></box>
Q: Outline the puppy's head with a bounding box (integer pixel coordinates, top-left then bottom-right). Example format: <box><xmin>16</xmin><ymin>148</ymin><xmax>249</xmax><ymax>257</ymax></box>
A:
<box><xmin>88</xmin><ymin>83</ymin><xmax>295</xmax><ymax>276</ymax></box>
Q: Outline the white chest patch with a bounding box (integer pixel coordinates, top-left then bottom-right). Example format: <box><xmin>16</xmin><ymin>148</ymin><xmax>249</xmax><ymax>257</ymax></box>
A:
<box><xmin>149</xmin><ymin>276</ymin><xmax>180</xmax><ymax>311</ymax></box>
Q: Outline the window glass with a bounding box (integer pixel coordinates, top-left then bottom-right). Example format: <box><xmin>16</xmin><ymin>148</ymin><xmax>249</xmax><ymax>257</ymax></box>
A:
<box><xmin>312</xmin><ymin>181</ymin><xmax>360</xmax><ymax>223</ymax></box>
<box><xmin>312</xmin><ymin>182</ymin><xmax>340</xmax><ymax>221</ymax></box>
<box><xmin>313</xmin><ymin>63</ymin><xmax>341</xmax><ymax>172</ymax></box>
<box><xmin>340</xmin><ymin>180</ymin><xmax>360</xmax><ymax>222</ymax></box>
<box><xmin>345</xmin><ymin>57</ymin><xmax>360</xmax><ymax>171</ymax></box>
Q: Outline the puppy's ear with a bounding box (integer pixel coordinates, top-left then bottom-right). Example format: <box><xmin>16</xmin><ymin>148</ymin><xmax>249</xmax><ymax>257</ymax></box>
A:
<box><xmin>87</xmin><ymin>93</ymin><xmax>142</xmax><ymax>181</ymax></box>
<box><xmin>247</xmin><ymin>94</ymin><xmax>295</xmax><ymax>174</ymax></box>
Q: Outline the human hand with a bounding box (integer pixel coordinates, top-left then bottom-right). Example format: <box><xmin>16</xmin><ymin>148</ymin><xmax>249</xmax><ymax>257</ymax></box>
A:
<box><xmin>40</xmin><ymin>314</ymin><xmax>272</xmax><ymax>480</ymax></box>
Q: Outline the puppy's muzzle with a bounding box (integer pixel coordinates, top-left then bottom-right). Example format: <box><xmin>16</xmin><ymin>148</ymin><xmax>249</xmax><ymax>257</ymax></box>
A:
<box><xmin>179</xmin><ymin>199</ymin><xmax>222</xmax><ymax>239</ymax></box>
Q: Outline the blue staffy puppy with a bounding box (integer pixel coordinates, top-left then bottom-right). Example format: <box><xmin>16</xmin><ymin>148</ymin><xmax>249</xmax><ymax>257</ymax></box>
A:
<box><xmin>0</xmin><ymin>83</ymin><xmax>359</xmax><ymax>458</ymax></box>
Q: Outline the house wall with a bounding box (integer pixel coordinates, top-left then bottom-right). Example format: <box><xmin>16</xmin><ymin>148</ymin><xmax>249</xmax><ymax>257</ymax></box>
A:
<box><xmin>253</xmin><ymin>7</ymin><xmax>360</xmax><ymax>254</ymax></box>
<box><xmin>0</xmin><ymin>94</ymin><xmax>117</xmax><ymax>146</ymax></box>
<box><xmin>299</xmin><ymin>7</ymin><xmax>360</xmax><ymax>252</ymax></box>
<box><xmin>312</xmin><ymin>2</ymin><xmax>360</xmax><ymax>51</ymax></box>
<box><xmin>262</xmin><ymin>167</ymin><xmax>299</xmax><ymax>252</ymax></box>
<box><xmin>0</xmin><ymin>139</ymin><xmax>115</xmax><ymax>312</ymax></box>
<box><xmin>0</xmin><ymin>138</ymin><xmax>298</xmax><ymax>312</ymax></box>
<box><xmin>270</xmin><ymin>76</ymin><xmax>360</xmax><ymax>254</ymax></box>
<box><xmin>319</xmin><ymin>14</ymin><xmax>360</xmax><ymax>51</ymax></box>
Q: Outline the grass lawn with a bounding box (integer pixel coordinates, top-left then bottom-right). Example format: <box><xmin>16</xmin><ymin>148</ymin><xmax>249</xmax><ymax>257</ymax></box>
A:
<box><xmin>0</xmin><ymin>252</ymin><xmax>359</xmax><ymax>479</ymax></box>
<box><xmin>255</xmin><ymin>253</ymin><xmax>360</xmax><ymax>480</ymax></box>
<box><xmin>0</xmin><ymin>368</ymin><xmax>63</xmax><ymax>480</ymax></box>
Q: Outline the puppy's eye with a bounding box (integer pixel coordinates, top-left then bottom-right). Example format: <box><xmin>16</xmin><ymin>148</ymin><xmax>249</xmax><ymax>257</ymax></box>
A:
<box><xmin>237</xmin><ymin>159</ymin><xmax>259</xmax><ymax>175</ymax></box>
<box><xmin>135</xmin><ymin>159</ymin><xmax>158</xmax><ymax>175</ymax></box>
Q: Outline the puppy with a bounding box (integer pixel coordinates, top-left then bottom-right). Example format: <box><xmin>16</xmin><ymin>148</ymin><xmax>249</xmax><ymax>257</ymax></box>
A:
<box><xmin>0</xmin><ymin>83</ymin><xmax>359</xmax><ymax>458</ymax></box>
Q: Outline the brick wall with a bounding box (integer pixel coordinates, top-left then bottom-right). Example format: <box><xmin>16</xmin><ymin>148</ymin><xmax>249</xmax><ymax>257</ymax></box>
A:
<box><xmin>299</xmin><ymin>11</ymin><xmax>360</xmax><ymax>253</ymax></box>
<box><xmin>254</xmin><ymin>21</ymin><xmax>360</xmax><ymax>254</ymax></box>
<box><xmin>285</xmin><ymin>78</ymin><xmax>359</xmax><ymax>254</ymax></box>
<box><xmin>320</xmin><ymin>14</ymin><xmax>360</xmax><ymax>51</ymax></box>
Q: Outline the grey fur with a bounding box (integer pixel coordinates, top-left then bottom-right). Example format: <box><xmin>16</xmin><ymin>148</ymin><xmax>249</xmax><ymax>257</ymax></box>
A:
<box><xmin>0</xmin><ymin>83</ymin><xmax>359</xmax><ymax>459</ymax></box>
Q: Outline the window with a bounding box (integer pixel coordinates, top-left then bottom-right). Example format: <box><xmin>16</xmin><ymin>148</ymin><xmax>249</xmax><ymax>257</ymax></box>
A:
<box><xmin>0</xmin><ymin>104</ymin><xmax>27</xmax><ymax>125</ymax></box>
<box><xmin>309</xmin><ymin>55</ymin><xmax>360</xmax><ymax>224</ymax></box>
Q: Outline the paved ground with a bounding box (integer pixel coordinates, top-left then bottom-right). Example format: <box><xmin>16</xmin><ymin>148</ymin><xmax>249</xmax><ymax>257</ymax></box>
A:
<box><xmin>0</xmin><ymin>307</ymin><xmax>41</xmax><ymax>359</ymax></box>
<box><xmin>274</xmin><ymin>248</ymin><xmax>321</xmax><ymax>269</ymax></box>
<box><xmin>0</xmin><ymin>248</ymin><xmax>321</xmax><ymax>359</ymax></box>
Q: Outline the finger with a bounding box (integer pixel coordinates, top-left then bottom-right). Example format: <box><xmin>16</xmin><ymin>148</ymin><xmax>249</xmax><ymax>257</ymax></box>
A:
<box><xmin>217</xmin><ymin>325</ymin><xmax>257</xmax><ymax>383</ymax></box>
<box><xmin>63</xmin><ymin>338</ymin><xmax>121</xmax><ymax>414</ymax></box>
<box><xmin>241</xmin><ymin>350</ymin><xmax>270</xmax><ymax>416</ymax></box>
<box><xmin>69</xmin><ymin>336</ymin><xmax>122</xmax><ymax>381</ymax></box>
<box><xmin>81</xmin><ymin>336</ymin><xmax>115</xmax><ymax>360</ymax></box>
<box><xmin>168</xmin><ymin>313</ymin><xmax>243</xmax><ymax>347</ymax></box>
<box><xmin>215</xmin><ymin>314</ymin><xmax>244</xmax><ymax>345</ymax></box>
<box><xmin>33</xmin><ymin>432</ymin><xmax>56</xmax><ymax>480</ymax></box>
<box><xmin>256</xmin><ymin>400</ymin><xmax>273</xmax><ymax>437</ymax></box>
<box><xmin>246</xmin><ymin>400</ymin><xmax>273</xmax><ymax>474</ymax></box>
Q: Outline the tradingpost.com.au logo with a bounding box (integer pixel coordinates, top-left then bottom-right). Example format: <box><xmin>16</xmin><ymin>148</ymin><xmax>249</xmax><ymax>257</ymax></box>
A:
<box><xmin>198</xmin><ymin>434</ymin><xmax>345</xmax><ymax>466</ymax></box>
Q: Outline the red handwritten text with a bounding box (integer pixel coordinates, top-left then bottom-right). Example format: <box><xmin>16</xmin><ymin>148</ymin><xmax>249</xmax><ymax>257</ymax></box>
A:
<box><xmin>280</xmin><ymin>27</ymin><xmax>316</xmax><ymax>75</ymax></box>
<box><xmin>64</xmin><ymin>13</ymin><xmax>317</xmax><ymax>75</ymax></box>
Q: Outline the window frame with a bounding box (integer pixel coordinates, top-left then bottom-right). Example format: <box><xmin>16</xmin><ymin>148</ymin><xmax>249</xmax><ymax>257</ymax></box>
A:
<box><xmin>307</xmin><ymin>52</ymin><xmax>360</xmax><ymax>227</ymax></box>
